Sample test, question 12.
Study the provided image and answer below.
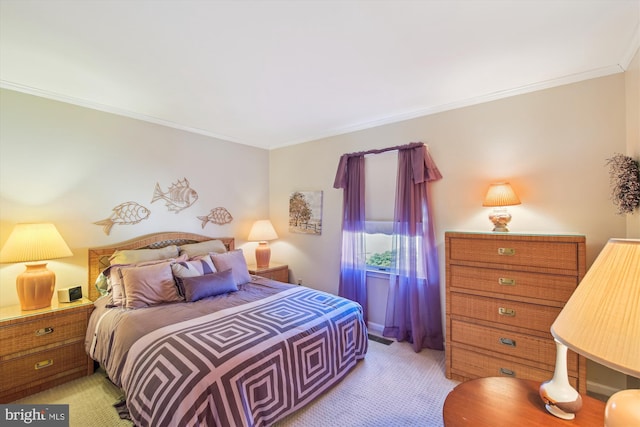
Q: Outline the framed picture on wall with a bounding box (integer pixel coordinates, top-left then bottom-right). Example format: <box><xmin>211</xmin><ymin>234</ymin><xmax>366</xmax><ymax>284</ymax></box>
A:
<box><xmin>289</xmin><ymin>191</ymin><xmax>323</xmax><ymax>235</ymax></box>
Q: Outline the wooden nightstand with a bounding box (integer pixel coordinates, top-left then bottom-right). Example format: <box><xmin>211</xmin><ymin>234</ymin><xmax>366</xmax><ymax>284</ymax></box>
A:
<box><xmin>0</xmin><ymin>297</ymin><xmax>94</xmax><ymax>403</ymax></box>
<box><xmin>443</xmin><ymin>377</ymin><xmax>605</xmax><ymax>426</ymax></box>
<box><xmin>248</xmin><ymin>262</ymin><xmax>289</xmax><ymax>283</ymax></box>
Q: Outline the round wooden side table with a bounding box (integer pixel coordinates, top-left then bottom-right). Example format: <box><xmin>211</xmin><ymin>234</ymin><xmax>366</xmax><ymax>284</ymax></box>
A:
<box><xmin>442</xmin><ymin>377</ymin><xmax>606</xmax><ymax>427</ymax></box>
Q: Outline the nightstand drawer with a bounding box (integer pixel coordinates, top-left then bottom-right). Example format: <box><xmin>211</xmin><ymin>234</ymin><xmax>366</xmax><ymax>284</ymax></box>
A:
<box><xmin>449</xmin><ymin>265</ymin><xmax>577</xmax><ymax>304</ymax></box>
<box><xmin>0</xmin><ymin>342</ymin><xmax>87</xmax><ymax>394</ymax></box>
<box><xmin>0</xmin><ymin>310</ymin><xmax>87</xmax><ymax>358</ymax></box>
<box><xmin>450</xmin><ymin>293</ymin><xmax>561</xmax><ymax>333</ymax></box>
<box><xmin>450</xmin><ymin>320</ymin><xmax>578</xmax><ymax>374</ymax></box>
<box><xmin>449</xmin><ymin>238</ymin><xmax>580</xmax><ymax>271</ymax></box>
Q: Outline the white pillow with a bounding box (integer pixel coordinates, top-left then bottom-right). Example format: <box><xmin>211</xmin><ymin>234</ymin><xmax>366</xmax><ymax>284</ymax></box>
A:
<box><xmin>109</xmin><ymin>245</ymin><xmax>179</xmax><ymax>265</ymax></box>
<box><xmin>179</xmin><ymin>240</ymin><xmax>227</xmax><ymax>258</ymax></box>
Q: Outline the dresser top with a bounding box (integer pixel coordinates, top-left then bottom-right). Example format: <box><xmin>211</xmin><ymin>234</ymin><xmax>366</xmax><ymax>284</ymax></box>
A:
<box><xmin>445</xmin><ymin>231</ymin><xmax>585</xmax><ymax>240</ymax></box>
<box><xmin>0</xmin><ymin>297</ymin><xmax>94</xmax><ymax>322</ymax></box>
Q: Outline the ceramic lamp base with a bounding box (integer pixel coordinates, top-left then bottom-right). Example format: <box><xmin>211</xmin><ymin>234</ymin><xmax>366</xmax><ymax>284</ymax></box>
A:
<box><xmin>539</xmin><ymin>339</ymin><xmax>582</xmax><ymax>420</ymax></box>
<box><xmin>16</xmin><ymin>262</ymin><xmax>55</xmax><ymax>310</ymax></box>
<box><xmin>489</xmin><ymin>207</ymin><xmax>512</xmax><ymax>232</ymax></box>
<box><xmin>255</xmin><ymin>242</ymin><xmax>271</xmax><ymax>269</ymax></box>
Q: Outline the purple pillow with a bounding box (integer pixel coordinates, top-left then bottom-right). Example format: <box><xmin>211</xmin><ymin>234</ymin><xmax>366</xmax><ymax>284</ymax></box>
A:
<box><xmin>181</xmin><ymin>269</ymin><xmax>238</xmax><ymax>302</ymax></box>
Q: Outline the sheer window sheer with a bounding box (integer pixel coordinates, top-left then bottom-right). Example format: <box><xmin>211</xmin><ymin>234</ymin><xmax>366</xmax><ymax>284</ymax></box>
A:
<box><xmin>382</xmin><ymin>145</ymin><xmax>443</xmax><ymax>351</ymax></box>
<box><xmin>334</xmin><ymin>154</ymin><xmax>368</xmax><ymax>321</ymax></box>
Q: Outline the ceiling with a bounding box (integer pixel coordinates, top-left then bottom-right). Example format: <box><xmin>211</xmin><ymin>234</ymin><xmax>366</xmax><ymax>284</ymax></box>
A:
<box><xmin>1</xmin><ymin>1</ymin><xmax>638</xmax><ymax>150</ymax></box>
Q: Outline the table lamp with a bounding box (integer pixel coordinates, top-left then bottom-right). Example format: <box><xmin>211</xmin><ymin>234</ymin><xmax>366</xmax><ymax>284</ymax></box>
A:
<box><xmin>482</xmin><ymin>182</ymin><xmax>521</xmax><ymax>232</ymax></box>
<box><xmin>0</xmin><ymin>223</ymin><xmax>73</xmax><ymax>310</ymax></box>
<box><xmin>247</xmin><ymin>220</ymin><xmax>278</xmax><ymax>268</ymax></box>
<box><xmin>540</xmin><ymin>238</ymin><xmax>639</xmax><ymax>425</ymax></box>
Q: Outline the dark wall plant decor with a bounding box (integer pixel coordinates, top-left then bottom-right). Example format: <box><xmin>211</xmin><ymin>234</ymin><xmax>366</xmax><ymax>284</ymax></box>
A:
<box><xmin>606</xmin><ymin>153</ymin><xmax>640</xmax><ymax>214</ymax></box>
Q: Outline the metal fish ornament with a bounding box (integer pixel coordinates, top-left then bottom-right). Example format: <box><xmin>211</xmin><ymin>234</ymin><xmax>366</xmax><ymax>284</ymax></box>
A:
<box><xmin>151</xmin><ymin>178</ymin><xmax>198</xmax><ymax>213</ymax></box>
<box><xmin>197</xmin><ymin>207</ymin><xmax>233</xmax><ymax>228</ymax></box>
<box><xmin>94</xmin><ymin>201</ymin><xmax>151</xmax><ymax>235</ymax></box>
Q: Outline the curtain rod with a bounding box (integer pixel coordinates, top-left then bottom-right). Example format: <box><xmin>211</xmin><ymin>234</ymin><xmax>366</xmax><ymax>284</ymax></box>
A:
<box><xmin>340</xmin><ymin>142</ymin><xmax>425</xmax><ymax>158</ymax></box>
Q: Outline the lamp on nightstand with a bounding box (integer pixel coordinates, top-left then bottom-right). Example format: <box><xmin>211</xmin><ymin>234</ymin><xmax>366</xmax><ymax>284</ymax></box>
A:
<box><xmin>482</xmin><ymin>182</ymin><xmax>521</xmax><ymax>232</ymax></box>
<box><xmin>0</xmin><ymin>223</ymin><xmax>73</xmax><ymax>310</ymax></box>
<box><xmin>540</xmin><ymin>238</ymin><xmax>640</xmax><ymax>425</ymax></box>
<box><xmin>248</xmin><ymin>220</ymin><xmax>278</xmax><ymax>269</ymax></box>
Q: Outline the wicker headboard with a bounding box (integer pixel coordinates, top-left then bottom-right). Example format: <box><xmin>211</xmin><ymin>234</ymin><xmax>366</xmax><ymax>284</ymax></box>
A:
<box><xmin>87</xmin><ymin>232</ymin><xmax>235</xmax><ymax>301</ymax></box>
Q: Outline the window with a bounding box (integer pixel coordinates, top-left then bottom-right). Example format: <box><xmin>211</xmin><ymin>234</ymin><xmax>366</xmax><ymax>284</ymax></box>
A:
<box><xmin>365</xmin><ymin>221</ymin><xmax>394</xmax><ymax>272</ymax></box>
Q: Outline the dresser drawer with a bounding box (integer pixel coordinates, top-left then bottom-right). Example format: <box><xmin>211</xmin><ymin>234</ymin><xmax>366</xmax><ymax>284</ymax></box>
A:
<box><xmin>450</xmin><ymin>319</ymin><xmax>578</xmax><ymax>374</ymax></box>
<box><xmin>450</xmin><ymin>346</ymin><xmax>579</xmax><ymax>389</ymax></box>
<box><xmin>449</xmin><ymin>265</ymin><xmax>577</xmax><ymax>304</ymax></box>
<box><xmin>450</xmin><ymin>293</ymin><xmax>561</xmax><ymax>333</ymax></box>
<box><xmin>0</xmin><ymin>342</ymin><xmax>87</xmax><ymax>393</ymax></box>
<box><xmin>0</xmin><ymin>310</ymin><xmax>87</xmax><ymax>358</ymax></box>
<box><xmin>449</xmin><ymin>238</ymin><xmax>580</xmax><ymax>271</ymax></box>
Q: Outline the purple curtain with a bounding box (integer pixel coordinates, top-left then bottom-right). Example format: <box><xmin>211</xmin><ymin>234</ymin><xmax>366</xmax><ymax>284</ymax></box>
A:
<box><xmin>333</xmin><ymin>154</ymin><xmax>368</xmax><ymax>321</ymax></box>
<box><xmin>383</xmin><ymin>145</ymin><xmax>443</xmax><ymax>351</ymax></box>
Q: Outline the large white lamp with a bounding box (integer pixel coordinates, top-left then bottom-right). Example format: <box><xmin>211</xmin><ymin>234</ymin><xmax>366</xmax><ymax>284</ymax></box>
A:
<box><xmin>247</xmin><ymin>220</ymin><xmax>278</xmax><ymax>269</ymax></box>
<box><xmin>0</xmin><ymin>223</ymin><xmax>73</xmax><ymax>310</ymax></box>
<box><xmin>540</xmin><ymin>238</ymin><xmax>640</xmax><ymax>425</ymax></box>
<box><xmin>482</xmin><ymin>182</ymin><xmax>521</xmax><ymax>232</ymax></box>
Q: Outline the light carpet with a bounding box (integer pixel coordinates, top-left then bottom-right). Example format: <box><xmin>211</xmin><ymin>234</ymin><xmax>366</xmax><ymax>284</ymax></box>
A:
<box><xmin>14</xmin><ymin>338</ymin><xmax>459</xmax><ymax>426</ymax></box>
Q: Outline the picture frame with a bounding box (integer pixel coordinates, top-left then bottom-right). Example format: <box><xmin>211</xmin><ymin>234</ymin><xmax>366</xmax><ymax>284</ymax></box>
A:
<box><xmin>289</xmin><ymin>191</ymin><xmax>323</xmax><ymax>235</ymax></box>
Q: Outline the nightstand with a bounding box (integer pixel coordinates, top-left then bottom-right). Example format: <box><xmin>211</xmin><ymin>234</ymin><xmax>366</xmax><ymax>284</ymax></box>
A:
<box><xmin>443</xmin><ymin>377</ymin><xmax>605</xmax><ymax>426</ymax></box>
<box><xmin>0</xmin><ymin>297</ymin><xmax>94</xmax><ymax>403</ymax></box>
<box><xmin>248</xmin><ymin>262</ymin><xmax>289</xmax><ymax>283</ymax></box>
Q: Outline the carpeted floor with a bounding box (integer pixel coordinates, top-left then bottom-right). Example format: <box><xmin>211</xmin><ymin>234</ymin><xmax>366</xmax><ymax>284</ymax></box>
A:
<box><xmin>13</xmin><ymin>337</ymin><xmax>458</xmax><ymax>426</ymax></box>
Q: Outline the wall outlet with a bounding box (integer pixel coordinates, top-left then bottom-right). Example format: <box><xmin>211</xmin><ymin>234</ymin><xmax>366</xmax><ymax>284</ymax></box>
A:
<box><xmin>297</xmin><ymin>279</ymin><xmax>303</xmax><ymax>286</ymax></box>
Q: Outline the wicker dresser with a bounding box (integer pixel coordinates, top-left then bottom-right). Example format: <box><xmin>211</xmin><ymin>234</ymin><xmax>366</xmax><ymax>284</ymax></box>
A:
<box><xmin>444</xmin><ymin>231</ymin><xmax>587</xmax><ymax>394</ymax></box>
<box><xmin>0</xmin><ymin>298</ymin><xmax>94</xmax><ymax>403</ymax></box>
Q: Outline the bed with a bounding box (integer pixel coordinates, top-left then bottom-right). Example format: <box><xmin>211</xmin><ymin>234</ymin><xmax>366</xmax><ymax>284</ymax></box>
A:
<box><xmin>85</xmin><ymin>232</ymin><xmax>368</xmax><ymax>427</ymax></box>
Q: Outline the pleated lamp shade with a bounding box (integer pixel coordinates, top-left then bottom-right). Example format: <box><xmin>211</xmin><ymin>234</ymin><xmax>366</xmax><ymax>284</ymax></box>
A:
<box><xmin>551</xmin><ymin>238</ymin><xmax>640</xmax><ymax>427</ymax></box>
<box><xmin>0</xmin><ymin>223</ymin><xmax>73</xmax><ymax>310</ymax></box>
<box><xmin>482</xmin><ymin>182</ymin><xmax>521</xmax><ymax>207</ymax></box>
<box><xmin>551</xmin><ymin>238</ymin><xmax>639</xmax><ymax>377</ymax></box>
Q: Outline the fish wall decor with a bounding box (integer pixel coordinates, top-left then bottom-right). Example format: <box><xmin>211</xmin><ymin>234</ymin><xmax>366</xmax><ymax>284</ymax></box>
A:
<box><xmin>151</xmin><ymin>177</ymin><xmax>198</xmax><ymax>213</ymax></box>
<box><xmin>198</xmin><ymin>207</ymin><xmax>233</xmax><ymax>228</ymax></box>
<box><xmin>94</xmin><ymin>201</ymin><xmax>151</xmax><ymax>235</ymax></box>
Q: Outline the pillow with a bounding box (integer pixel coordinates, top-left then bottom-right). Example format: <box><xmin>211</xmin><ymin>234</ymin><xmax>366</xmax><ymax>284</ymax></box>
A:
<box><xmin>171</xmin><ymin>255</ymin><xmax>217</xmax><ymax>278</ymax></box>
<box><xmin>95</xmin><ymin>272</ymin><xmax>109</xmax><ymax>296</ymax></box>
<box><xmin>181</xmin><ymin>269</ymin><xmax>238</xmax><ymax>302</ymax></box>
<box><xmin>121</xmin><ymin>261</ymin><xmax>183</xmax><ymax>309</ymax></box>
<box><xmin>179</xmin><ymin>240</ymin><xmax>227</xmax><ymax>258</ymax></box>
<box><xmin>107</xmin><ymin>255</ymin><xmax>187</xmax><ymax>306</ymax></box>
<box><xmin>109</xmin><ymin>245</ymin><xmax>179</xmax><ymax>266</ymax></box>
<box><xmin>210</xmin><ymin>249</ymin><xmax>252</xmax><ymax>286</ymax></box>
<box><xmin>171</xmin><ymin>255</ymin><xmax>217</xmax><ymax>297</ymax></box>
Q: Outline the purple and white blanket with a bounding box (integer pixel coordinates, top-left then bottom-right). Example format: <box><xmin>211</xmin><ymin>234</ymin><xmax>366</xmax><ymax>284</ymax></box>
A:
<box><xmin>87</xmin><ymin>279</ymin><xmax>368</xmax><ymax>427</ymax></box>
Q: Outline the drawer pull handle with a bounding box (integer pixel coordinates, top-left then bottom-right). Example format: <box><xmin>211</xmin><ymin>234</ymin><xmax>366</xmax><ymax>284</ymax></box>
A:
<box><xmin>498</xmin><ymin>307</ymin><xmax>516</xmax><ymax>317</ymax></box>
<box><xmin>499</xmin><ymin>337</ymin><xmax>517</xmax><ymax>347</ymax></box>
<box><xmin>499</xmin><ymin>367</ymin><xmax>515</xmax><ymax>377</ymax></box>
<box><xmin>35</xmin><ymin>327</ymin><xmax>54</xmax><ymax>336</ymax></box>
<box><xmin>35</xmin><ymin>359</ymin><xmax>53</xmax><ymax>370</ymax></box>
<box><xmin>498</xmin><ymin>247</ymin><xmax>515</xmax><ymax>256</ymax></box>
<box><xmin>498</xmin><ymin>278</ymin><xmax>516</xmax><ymax>286</ymax></box>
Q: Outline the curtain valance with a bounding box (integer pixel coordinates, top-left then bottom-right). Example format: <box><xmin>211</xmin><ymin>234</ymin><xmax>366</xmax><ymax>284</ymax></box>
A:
<box><xmin>333</xmin><ymin>142</ymin><xmax>441</xmax><ymax>189</ymax></box>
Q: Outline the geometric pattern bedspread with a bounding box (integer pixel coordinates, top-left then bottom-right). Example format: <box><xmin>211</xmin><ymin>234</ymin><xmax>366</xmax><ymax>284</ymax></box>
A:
<box><xmin>120</xmin><ymin>286</ymin><xmax>368</xmax><ymax>427</ymax></box>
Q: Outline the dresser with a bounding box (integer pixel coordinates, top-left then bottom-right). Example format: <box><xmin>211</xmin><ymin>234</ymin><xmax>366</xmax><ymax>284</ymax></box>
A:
<box><xmin>0</xmin><ymin>298</ymin><xmax>94</xmax><ymax>403</ymax></box>
<box><xmin>247</xmin><ymin>262</ymin><xmax>289</xmax><ymax>283</ymax></box>
<box><xmin>445</xmin><ymin>232</ymin><xmax>587</xmax><ymax>394</ymax></box>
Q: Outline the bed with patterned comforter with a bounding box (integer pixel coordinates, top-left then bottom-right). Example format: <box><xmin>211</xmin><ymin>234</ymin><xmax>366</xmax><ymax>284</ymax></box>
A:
<box><xmin>86</xmin><ymin>277</ymin><xmax>368</xmax><ymax>427</ymax></box>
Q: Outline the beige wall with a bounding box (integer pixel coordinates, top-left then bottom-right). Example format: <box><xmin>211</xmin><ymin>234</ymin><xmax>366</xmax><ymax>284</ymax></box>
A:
<box><xmin>0</xmin><ymin>88</ymin><xmax>271</xmax><ymax>307</ymax></box>
<box><xmin>270</xmin><ymin>73</ymin><xmax>629</xmax><ymax>393</ymax></box>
